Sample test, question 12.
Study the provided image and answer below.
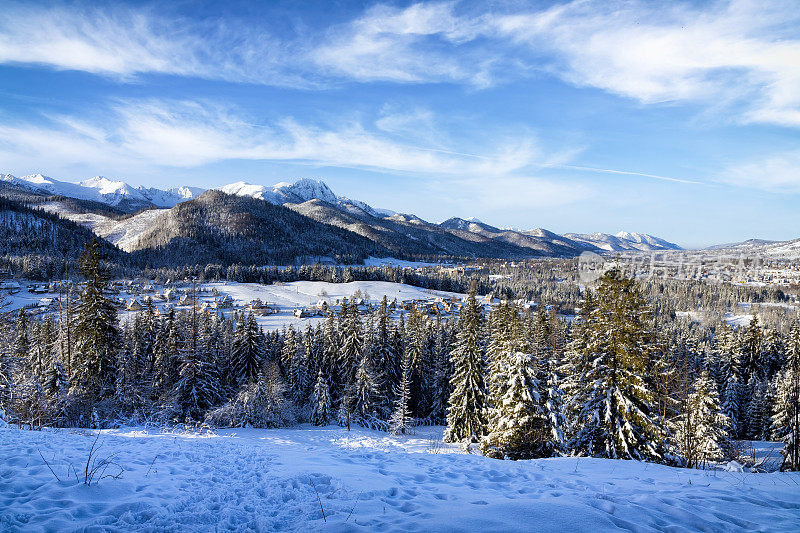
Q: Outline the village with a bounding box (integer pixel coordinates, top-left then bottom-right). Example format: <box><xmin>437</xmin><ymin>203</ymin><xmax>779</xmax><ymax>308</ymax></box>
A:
<box><xmin>0</xmin><ymin>272</ymin><xmax>547</xmax><ymax>330</ymax></box>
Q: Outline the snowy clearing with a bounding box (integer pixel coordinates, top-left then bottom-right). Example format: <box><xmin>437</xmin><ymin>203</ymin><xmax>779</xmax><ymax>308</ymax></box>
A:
<box><xmin>3</xmin><ymin>426</ymin><xmax>800</xmax><ymax>532</ymax></box>
<box><xmin>202</xmin><ymin>280</ymin><xmax>465</xmax><ymax>330</ymax></box>
<box><xmin>2</xmin><ymin>280</ymin><xmax>466</xmax><ymax>331</ymax></box>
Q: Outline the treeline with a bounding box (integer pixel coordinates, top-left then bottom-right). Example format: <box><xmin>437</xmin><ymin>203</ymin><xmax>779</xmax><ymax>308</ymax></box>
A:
<box><xmin>2</xmin><ymin>242</ymin><xmax>799</xmax><ymax>471</ymax></box>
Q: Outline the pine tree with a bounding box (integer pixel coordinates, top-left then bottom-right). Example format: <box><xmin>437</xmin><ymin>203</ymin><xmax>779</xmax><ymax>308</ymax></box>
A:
<box><xmin>232</xmin><ymin>311</ymin><xmax>264</xmax><ymax>386</ymax></box>
<box><xmin>72</xmin><ymin>239</ymin><xmax>119</xmax><ymax>399</ymax></box>
<box><xmin>569</xmin><ymin>270</ymin><xmax>666</xmax><ymax>462</ymax></box>
<box><xmin>311</xmin><ymin>370</ymin><xmax>332</xmax><ymax>426</ymax></box>
<box><xmin>390</xmin><ymin>347</ymin><xmax>414</xmax><ymax>435</ymax></box>
<box><xmin>672</xmin><ymin>371</ymin><xmax>729</xmax><ymax>468</ymax></box>
<box><xmin>772</xmin><ymin>320</ymin><xmax>800</xmax><ymax>470</ymax></box>
<box><xmin>560</xmin><ymin>290</ymin><xmax>596</xmax><ymax>444</ymax></box>
<box><xmin>482</xmin><ymin>351</ymin><xmax>558</xmax><ymax>459</ymax></box>
<box><xmin>444</xmin><ymin>288</ymin><xmax>487</xmax><ymax>443</ymax></box>
<box><xmin>174</xmin><ymin>328</ymin><xmax>222</xmax><ymax>421</ymax></box>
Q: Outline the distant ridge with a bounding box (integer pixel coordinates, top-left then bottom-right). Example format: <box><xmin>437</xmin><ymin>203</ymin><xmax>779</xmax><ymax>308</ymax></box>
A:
<box><xmin>0</xmin><ymin>171</ymin><xmax>685</xmax><ymax>261</ymax></box>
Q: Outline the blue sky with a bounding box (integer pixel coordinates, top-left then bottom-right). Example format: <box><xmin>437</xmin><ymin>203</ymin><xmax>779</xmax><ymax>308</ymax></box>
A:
<box><xmin>1</xmin><ymin>0</ymin><xmax>799</xmax><ymax>247</ymax></box>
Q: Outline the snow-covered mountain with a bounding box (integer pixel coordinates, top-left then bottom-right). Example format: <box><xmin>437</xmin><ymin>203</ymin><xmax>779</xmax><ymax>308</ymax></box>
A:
<box><xmin>564</xmin><ymin>231</ymin><xmax>681</xmax><ymax>252</ymax></box>
<box><xmin>1</xmin><ymin>171</ymin><xmax>684</xmax><ymax>258</ymax></box>
<box><xmin>0</xmin><ymin>173</ymin><xmax>202</xmax><ymax>210</ymax></box>
<box><xmin>217</xmin><ymin>178</ymin><xmax>396</xmax><ymax>218</ymax></box>
<box><xmin>218</xmin><ymin>179</ymin><xmax>337</xmax><ymax>205</ymax></box>
<box><xmin>704</xmin><ymin>238</ymin><xmax>800</xmax><ymax>259</ymax></box>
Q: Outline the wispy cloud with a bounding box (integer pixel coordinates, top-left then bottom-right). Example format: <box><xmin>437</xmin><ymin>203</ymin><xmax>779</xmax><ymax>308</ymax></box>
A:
<box><xmin>2</xmin><ymin>1</ymin><xmax>799</xmax><ymax>126</ymax></box>
<box><xmin>0</xmin><ymin>99</ymin><xmax>551</xmax><ymax>179</ymax></box>
<box><xmin>493</xmin><ymin>0</ymin><xmax>800</xmax><ymax>126</ymax></box>
<box><xmin>0</xmin><ymin>2</ymin><xmax>308</xmax><ymax>86</ymax></box>
<box><xmin>312</xmin><ymin>2</ymin><xmax>497</xmax><ymax>86</ymax></box>
<box><xmin>720</xmin><ymin>149</ymin><xmax>800</xmax><ymax>193</ymax></box>
<box><xmin>558</xmin><ymin>165</ymin><xmax>706</xmax><ymax>186</ymax></box>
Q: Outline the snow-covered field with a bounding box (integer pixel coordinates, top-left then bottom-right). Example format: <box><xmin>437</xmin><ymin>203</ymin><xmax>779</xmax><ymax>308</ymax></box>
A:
<box><xmin>2</xmin><ymin>280</ymin><xmax>466</xmax><ymax>331</ymax></box>
<box><xmin>3</xmin><ymin>425</ymin><xmax>800</xmax><ymax>532</ymax></box>
<box><xmin>201</xmin><ymin>280</ymin><xmax>465</xmax><ymax>330</ymax></box>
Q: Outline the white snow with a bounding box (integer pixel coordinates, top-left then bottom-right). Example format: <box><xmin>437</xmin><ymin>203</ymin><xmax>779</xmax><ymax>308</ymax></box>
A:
<box><xmin>38</xmin><ymin>202</ymin><xmax>168</xmax><ymax>251</ymax></box>
<box><xmin>2</xmin><ymin>425</ymin><xmax>799</xmax><ymax>531</ymax></box>
<box><xmin>203</xmin><ymin>280</ymin><xmax>465</xmax><ymax>330</ymax></box>
<box><xmin>1</xmin><ymin>173</ymin><xmax>198</xmax><ymax>209</ymax></box>
<box><xmin>361</xmin><ymin>256</ymin><xmax>448</xmax><ymax>268</ymax></box>
<box><xmin>93</xmin><ymin>209</ymin><xmax>169</xmax><ymax>251</ymax></box>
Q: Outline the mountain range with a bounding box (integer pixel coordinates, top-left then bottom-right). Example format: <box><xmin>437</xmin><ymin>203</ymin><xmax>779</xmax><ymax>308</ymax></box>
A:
<box><xmin>0</xmin><ymin>172</ymin><xmax>684</xmax><ymax>263</ymax></box>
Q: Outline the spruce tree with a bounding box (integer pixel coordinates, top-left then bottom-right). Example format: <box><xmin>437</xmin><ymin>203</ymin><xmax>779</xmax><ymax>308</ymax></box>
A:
<box><xmin>174</xmin><ymin>319</ymin><xmax>222</xmax><ymax>421</ymax></box>
<box><xmin>482</xmin><ymin>351</ymin><xmax>557</xmax><ymax>459</ymax></box>
<box><xmin>390</xmin><ymin>347</ymin><xmax>414</xmax><ymax>435</ymax></box>
<box><xmin>232</xmin><ymin>311</ymin><xmax>264</xmax><ymax>386</ymax></box>
<box><xmin>154</xmin><ymin>306</ymin><xmax>181</xmax><ymax>396</ymax></box>
<box><xmin>772</xmin><ymin>320</ymin><xmax>800</xmax><ymax>470</ymax></box>
<box><xmin>560</xmin><ymin>290</ymin><xmax>596</xmax><ymax>443</ymax></box>
<box><xmin>311</xmin><ymin>370</ymin><xmax>332</xmax><ymax>426</ymax></box>
<box><xmin>72</xmin><ymin>239</ymin><xmax>119</xmax><ymax>399</ymax></box>
<box><xmin>444</xmin><ymin>288</ymin><xmax>487</xmax><ymax>443</ymax></box>
<box><xmin>672</xmin><ymin>370</ymin><xmax>729</xmax><ymax>468</ymax></box>
<box><xmin>569</xmin><ymin>270</ymin><xmax>666</xmax><ymax>462</ymax></box>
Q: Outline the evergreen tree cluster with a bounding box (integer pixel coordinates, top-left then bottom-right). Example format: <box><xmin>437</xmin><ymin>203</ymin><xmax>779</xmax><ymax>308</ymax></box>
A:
<box><xmin>3</xmin><ymin>246</ymin><xmax>800</xmax><ymax>471</ymax></box>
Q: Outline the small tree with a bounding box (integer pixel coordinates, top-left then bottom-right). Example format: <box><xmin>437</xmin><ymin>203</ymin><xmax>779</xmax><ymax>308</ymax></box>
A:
<box><xmin>311</xmin><ymin>370</ymin><xmax>332</xmax><ymax>426</ymax></box>
<box><xmin>773</xmin><ymin>321</ymin><xmax>800</xmax><ymax>471</ymax></box>
<box><xmin>390</xmin><ymin>349</ymin><xmax>413</xmax><ymax>435</ymax></box>
<box><xmin>672</xmin><ymin>371</ymin><xmax>729</xmax><ymax>468</ymax></box>
<box><xmin>482</xmin><ymin>352</ymin><xmax>555</xmax><ymax>459</ymax></box>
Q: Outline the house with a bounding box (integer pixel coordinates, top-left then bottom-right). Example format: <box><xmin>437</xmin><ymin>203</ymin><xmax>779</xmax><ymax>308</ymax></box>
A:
<box><xmin>38</xmin><ymin>297</ymin><xmax>57</xmax><ymax>308</ymax></box>
<box><xmin>213</xmin><ymin>296</ymin><xmax>234</xmax><ymax>309</ymax></box>
<box><xmin>294</xmin><ymin>308</ymin><xmax>309</xmax><ymax>318</ymax></box>
<box><xmin>0</xmin><ymin>280</ymin><xmax>21</xmax><ymax>293</ymax></box>
<box><xmin>126</xmin><ymin>298</ymin><xmax>143</xmax><ymax>311</ymax></box>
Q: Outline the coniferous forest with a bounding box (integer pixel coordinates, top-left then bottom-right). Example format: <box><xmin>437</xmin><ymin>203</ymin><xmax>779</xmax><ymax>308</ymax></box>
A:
<box><xmin>3</xmin><ymin>241</ymin><xmax>799</xmax><ymax>472</ymax></box>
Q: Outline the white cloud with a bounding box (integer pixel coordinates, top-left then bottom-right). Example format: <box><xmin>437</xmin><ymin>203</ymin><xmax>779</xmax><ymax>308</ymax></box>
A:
<box><xmin>0</xmin><ymin>3</ymin><xmax>307</xmax><ymax>86</ymax></box>
<box><xmin>721</xmin><ymin>149</ymin><xmax>800</xmax><ymax>193</ymax></box>
<box><xmin>315</xmin><ymin>0</ymin><xmax>800</xmax><ymax>126</ymax></box>
<box><xmin>0</xmin><ymin>99</ymin><xmax>550</xmax><ymax>179</ymax></box>
<box><xmin>312</xmin><ymin>2</ymin><xmax>495</xmax><ymax>85</ymax></box>
<box><xmin>2</xmin><ymin>1</ymin><xmax>798</xmax><ymax>127</ymax></box>
<box><xmin>491</xmin><ymin>0</ymin><xmax>800</xmax><ymax>126</ymax></box>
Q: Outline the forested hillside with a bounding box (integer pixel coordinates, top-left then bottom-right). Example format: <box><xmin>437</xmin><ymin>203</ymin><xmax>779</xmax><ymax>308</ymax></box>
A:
<box><xmin>128</xmin><ymin>191</ymin><xmax>389</xmax><ymax>266</ymax></box>
<box><xmin>0</xmin><ymin>197</ymin><xmax>122</xmax><ymax>279</ymax></box>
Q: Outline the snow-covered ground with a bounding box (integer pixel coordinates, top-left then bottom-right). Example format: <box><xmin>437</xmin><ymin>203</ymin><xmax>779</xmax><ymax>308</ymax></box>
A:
<box><xmin>2</xmin><ymin>280</ymin><xmax>466</xmax><ymax>331</ymax></box>
<box><xmin>361</xmin><ymin>256</ymin><xmax>452</xmax><ymax>268</ymax></box>
<box><xmin>2</xmin><ymin>425</ymin><xmax>800</xmax><ymax>532</ymax></box>
<box><xmin>676</xmin><ymin>310</ymin><xmax>755</xmax><ymax>327</ymax></box>
<box><xmin>197</xmin><ymin>280</ymin><xmax>465</xmax><ymax>330</ymax></box>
